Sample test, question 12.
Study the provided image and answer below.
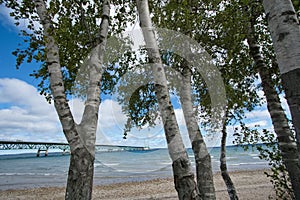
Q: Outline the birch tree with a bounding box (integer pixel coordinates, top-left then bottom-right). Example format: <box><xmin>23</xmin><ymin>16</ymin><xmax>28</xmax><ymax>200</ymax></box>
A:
<box><xmin>220</xmin><ymin>114</ymin><xmax>239</xmax><ymax>200</ymax></box>
<box><xmin>189</xmin><ymin>2</ymin><xmax>257</xmax><ymax>199</ymax></box>
<box><xmin>0</xmin><ymin>0</ymin><xmax>110</xmax><ymax>199</ymax></box>
<box><xmin>124</xmin><ymin>2</ymin><xmax>249</xmax><ymax>199</ymax></box>
<box><xmin>33</xmin><ymin>1</ymin><xmax>110</xmax><ymax>199</ymax></box>
<box><xmin>247</xmin><ymin>28</ymin><xmax>300</xmax><ymax>198</ymax></box>
<box><xmin>193</xmin><ymin>1</ymin><xmax>262</xmax><ymax>199</ymax></box>
<box><xmin>115</xmin><ymin>10</ymin><xmax>218</xmax><ymax>200</ymax></box>
<box><xmin>245</xmin><ymin>1</ymin><xmax>300</xmax><ymax>199</ymax></box>
<box><xmin>262</xmin><ymin>0</ymin><xmax>300</xmax><ymax>162</ymax></box>
<box><xmin>151</xmin><ymin>2</ymin><xmax>219</xmax><ymax>198</ymax></box>
<box><xmin>215</xmin><ymin>0</ymin><xmax>300</xmax><ymax>198</ymax></box>
<box><xmin>179</xmin><ymin>64</ymin><xmax>216</xmax><ymax>200</ymax></box>
<box><xmin>136</xmin><ymin>0</ymin><xmax>201</xmax><ymax>199</ymax></box>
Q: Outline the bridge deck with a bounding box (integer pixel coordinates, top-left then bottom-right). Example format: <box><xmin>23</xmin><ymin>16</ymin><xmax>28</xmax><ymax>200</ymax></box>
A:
<box><xmin>0</xmin><ymin>141</ymin><xmax>147</xmax><ymax>152</ymax></box>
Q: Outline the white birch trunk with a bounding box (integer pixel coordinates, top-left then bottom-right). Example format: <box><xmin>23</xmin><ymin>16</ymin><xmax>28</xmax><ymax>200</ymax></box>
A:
<box><xmin>247</xmin><ymin>15</ymin><xmax>300</xmax><ymax>199</ymax></box>
<box><xmin>136</xmin><ymin>0</ymin><xmax>201</xmax><ymax>199</ymax></box>
<box><xmin>34</xmin><ymin>0</ymin><xmax>78</xmax><ymax>148</ymax></box>
<box><xmin>33</xmin><ymin>0</ymin><xmax>110</xmax><ymax>199</ymax></box>
<box><xmin>179</xmin><ymin>65</ymin><xmax>216</xmax><ymax>200</ymax></box>
<box><xmin>262</xmin><ymin>0</ymin><xmax>300</xmax><ymax>163</ymax></box>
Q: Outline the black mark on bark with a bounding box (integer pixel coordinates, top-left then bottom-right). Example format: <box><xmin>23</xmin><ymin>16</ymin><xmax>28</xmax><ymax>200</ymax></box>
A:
<box><xmin>278</xmin><ymin>32</ymin><xmax>290</xmax><ymax>42</ymax></box>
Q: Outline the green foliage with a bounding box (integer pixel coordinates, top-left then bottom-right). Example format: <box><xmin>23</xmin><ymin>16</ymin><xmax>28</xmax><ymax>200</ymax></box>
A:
<box><xmin>180</xmin><ymin>0</ymin><xmax>262</xmax><ymax>126</ymax></box>
<box><xmin>1</xmin><ymin>0</ymin><xmax>99</xmax><ymax>101</ymax></box>
<box><xmin>1</xmin><ymin>5</ymin><xmax>296</xmax><ymax>199</ymax></box>
<box><xmin>116</xmin><ymin>63</ymin><xmax>158</xmax><ymax>138</ymax></box>
<box><xmin>292</xmin><ymin>0</ymin><xmax>300</xmax><ymax>19</ymax></box>
<box><xmin>112</xmin><ymin>0</ymin><xmax>268</xmax><ymax>139</ymax></box>
<box><xmin>0</xmin><ymin>0</ymin><xmax>137</xmax><ymax>103</ymax></box>
<box><xmin>1</xmin><ymin>0</ymin><xmax>154</xmax><ymax>139</ymax></box>
<box><xmin>260</xmin><ymin>146</ymin><xmax>295</xmax><ymax>199</ymax></box>
<box><xmin>0</xmin><ymin>0</ymin><xmax>264</xmax><ymax>137</ymax></box>
<box><xmin>234</xmin><ymin>125</ymin><xmax>295</xmax><ymax>199</ymax></box>
<box><xmin>119</xmin><ymin>0</ymin><xmax>263</xmax><ymax>132</ymax></box>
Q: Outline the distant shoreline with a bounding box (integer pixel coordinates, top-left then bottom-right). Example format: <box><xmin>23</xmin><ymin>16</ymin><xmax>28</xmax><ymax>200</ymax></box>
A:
<box><xmin>0</xmin><ymin>169</ymin><xmax>275</xmax><ymax>199</ymax></box>
<box><xmin>0</xmin><ymin>143</ymin><xmax>269</xmax><ymax>155</ymax></box>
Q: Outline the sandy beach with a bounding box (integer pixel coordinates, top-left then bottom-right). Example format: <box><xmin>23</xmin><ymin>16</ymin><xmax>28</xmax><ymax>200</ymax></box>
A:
<box><xmin>0</xmin><ymin>169</ymin><xmax>275</xmax><ymax>200</ymax></box>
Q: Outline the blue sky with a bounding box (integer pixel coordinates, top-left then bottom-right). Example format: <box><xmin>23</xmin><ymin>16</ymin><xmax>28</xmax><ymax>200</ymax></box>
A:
<box><xmin>0</xmin><ymin>5</ymin><xmax>292</xmax><ymax>149</ymax></box>
<box><xmin>0</xmin><ymin>11</ymin><xmax>172</xmax><ymax>148</ymax></box>
<box><xmin>0</xmin><ymin>23</ymin><xmax>37</xmax><ymax>82</ymax></box>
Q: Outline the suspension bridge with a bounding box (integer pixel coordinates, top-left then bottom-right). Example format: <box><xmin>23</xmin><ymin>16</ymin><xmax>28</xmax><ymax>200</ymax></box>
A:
<box><xmin>0</xmin><ymin>140</ymin><xmax>148</xmax><ymax>157</ymax></box>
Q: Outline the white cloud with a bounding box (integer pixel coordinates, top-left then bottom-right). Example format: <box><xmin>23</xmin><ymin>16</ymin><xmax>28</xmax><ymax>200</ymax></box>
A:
<box><xmin>243</xmin><ymin>93</ymin><xmax>292</xmax><ymax>130</ymax></box>
<box><xmin>68</xmin><ymin>98</ymin><xmax>85</xmax><ymax>124</ymax></box>
<box><xmin>94</xmin><ymin>100</ymin><xmax>193</xmax><ymax>148</ymax></box>
<box><xmin>244</xmin><ymin>108</ymin><xmax>270</xmax><ymax>120</ymax></box>
<box><xmin>0</xmin><ymin>78</ymin><xmax>241</xmax><ymax>148</ymax></box>
<box><xmin>67</xmin><ymin>97</ymin><xmax>165</xmax><ymax>147</ymax></box>
<box><xmin>92</xmin><ymin>93</ymin><xmax>290</xmax><ymax>148</ymax></box>
<box><xmin>99</xmin><ymin>99</ymin><xmax>127</xmax><ymax>129</ymax></box>
<box><xmin>246</xmin><ymin>120</ymin><xmax>268</xmax><ymax>128</ymax></box>
<box><xmin>0</xmin><ymin>78</ymin><xmax>57</xmax><ymax>116</ymax></box>
<box><xmin>0</xmin><ymin>78</ymin><xmax>63</xmax><ymax>142</ymax></box>
<box><xmin>245</xmin><ymin>108</ymin><xmax>270</xmax><ymax>128</ymax></box>
<box><xmin>174</xmin><ymin>108</ymin><xmax>186</xmax><ymax>126</ymax></box>
<box><xmin>0</xmin><ymin>5</ymin><xmax>16</xmax><ymax>31</ymax></box>
<box><xmin>279</xmin><ymin>94</ymin><xmax>291</xmax><ymax>119</ymax></box>
<box><xmin>96</xmin><ymin>99</ymin><xmax>166</xmax><ymax>147</ymax></box>
<box><xmin>1</xmin><ymin>1</ymin><xmax>43</xmax><ymax>33</ymax></box>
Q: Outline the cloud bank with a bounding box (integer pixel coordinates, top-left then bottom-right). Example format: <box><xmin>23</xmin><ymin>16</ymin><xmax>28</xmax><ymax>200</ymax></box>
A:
<box><xmin>0</xmin><ymin>78</ymin><xmax>63</xmax><ymax>142</ymax></box>
<box><xmin>1</xmin><ymin>78</ymin><xmax>289</xmax><ymax>148</ymax></box>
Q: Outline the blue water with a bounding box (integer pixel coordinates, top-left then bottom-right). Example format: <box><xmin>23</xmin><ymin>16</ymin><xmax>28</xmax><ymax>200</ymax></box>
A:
<box><xmin>0</xmin><ymin>145</ymin><xmax>269</xmax><ymax>190</ymax></box>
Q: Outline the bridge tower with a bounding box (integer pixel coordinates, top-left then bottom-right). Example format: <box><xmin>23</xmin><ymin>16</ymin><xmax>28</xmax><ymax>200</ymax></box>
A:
<box><xmin>36</xmin><ymin>148</ymin><xmax>49</xmax><ymax>157</ymax></box>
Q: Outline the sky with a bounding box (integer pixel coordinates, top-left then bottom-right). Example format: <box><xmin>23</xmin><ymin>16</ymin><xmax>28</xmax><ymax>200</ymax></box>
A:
<box><xmin>0</xmin><ymin>5</ymin><xmax>292</xmax><ymax>148</ymax></box>
<box><xmin>0</xmin><ymin>10</ymin><xmax>176</xmax><ymax>148</ymax></box>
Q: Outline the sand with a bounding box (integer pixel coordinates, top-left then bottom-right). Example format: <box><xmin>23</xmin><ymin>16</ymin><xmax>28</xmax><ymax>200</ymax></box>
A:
<box><xmin>0</xmin><ymin>170</ymin><xmax>276</xmax><ymax>200</ymax></box>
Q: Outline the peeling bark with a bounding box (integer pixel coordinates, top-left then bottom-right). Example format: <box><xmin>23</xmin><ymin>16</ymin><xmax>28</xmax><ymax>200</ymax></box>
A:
<box><xmin>136</xmin><ymin>0</ymin><xmax>201</xmax><ymax>199</ymax></box>
<box><xmin>179</xmin><ymin>65</ymin><xmax>216</xmax><ymax>200</ymax></box>
<box><xmin>247</xmin><ymin>13</ymin><xmax>300</xmax><ymax>199</ymax></box>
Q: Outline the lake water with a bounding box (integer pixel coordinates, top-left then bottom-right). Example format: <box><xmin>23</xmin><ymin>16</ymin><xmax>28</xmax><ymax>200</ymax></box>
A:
<box><xmin>0</xmin><ymin>145</ymin><xmax>269</xmax><ymax>190</ymax></box>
